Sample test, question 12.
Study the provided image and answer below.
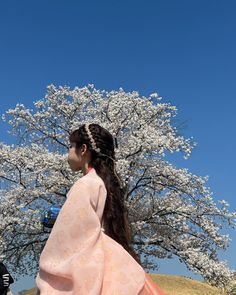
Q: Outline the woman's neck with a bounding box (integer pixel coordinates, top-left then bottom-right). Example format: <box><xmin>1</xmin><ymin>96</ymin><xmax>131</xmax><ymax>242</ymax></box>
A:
<box><xmin>86</xmin><ymin>166</ymin><xmax>94</xmax><ymax>174</ymax></box>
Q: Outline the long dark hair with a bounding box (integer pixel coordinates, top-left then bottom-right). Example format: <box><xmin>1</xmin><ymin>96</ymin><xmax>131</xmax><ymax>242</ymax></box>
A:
<box><xmin>69</xmin><ymin>123</ymin><xmax>142</xmax><ymax>266</ymax></box>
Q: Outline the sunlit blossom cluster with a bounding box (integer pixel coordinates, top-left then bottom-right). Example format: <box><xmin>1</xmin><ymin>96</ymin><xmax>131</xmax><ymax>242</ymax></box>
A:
<box><xmin>0</xmin><ymin>84</ymin><xmax>235</xmax><ymax>289</ymax></box>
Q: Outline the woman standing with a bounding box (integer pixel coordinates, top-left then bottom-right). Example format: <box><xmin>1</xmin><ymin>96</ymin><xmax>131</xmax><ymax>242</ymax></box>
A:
<box><xmin>36</xmin><ymin>123</ymin><xmax>165</xmax><ymax>294</ymax></box>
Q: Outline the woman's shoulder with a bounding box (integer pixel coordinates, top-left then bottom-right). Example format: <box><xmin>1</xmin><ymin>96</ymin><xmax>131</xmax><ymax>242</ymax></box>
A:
<box><xmin>73</xmin><ymin>171</ymin><xmax>105</xmax><ymax>190</ymax></box>
<box><xmin>70</xmin><ymin>172</ymin><xmax>107</xmax><ymax>205</ymax></box>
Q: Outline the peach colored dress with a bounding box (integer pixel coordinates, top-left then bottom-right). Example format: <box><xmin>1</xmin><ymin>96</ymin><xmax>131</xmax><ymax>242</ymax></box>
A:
<box><xmin>36</xmin><ymin>168</ymin><xmax>165</xmax><ymax>295</ymax></box>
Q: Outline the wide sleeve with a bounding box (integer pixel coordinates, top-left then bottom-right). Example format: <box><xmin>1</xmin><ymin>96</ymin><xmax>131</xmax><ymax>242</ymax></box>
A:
<box><xmin>36</xmin><ymin>179</ymin><xmax>105</xmax><ymax>294</ymax></box>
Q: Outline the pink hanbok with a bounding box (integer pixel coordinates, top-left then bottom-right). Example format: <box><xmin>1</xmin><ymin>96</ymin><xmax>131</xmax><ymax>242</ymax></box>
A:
<box><xmin>36</xmin><ymin>167</ymin><xmax>165</xmax><ymax>295</ymax></box>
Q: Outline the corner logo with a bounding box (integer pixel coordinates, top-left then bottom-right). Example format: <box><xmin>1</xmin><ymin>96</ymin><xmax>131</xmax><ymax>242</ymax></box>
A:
<box><xmin>2</xmin><ymin>273</ymin><xmax>10</xmax><ymax>287</ymax></box>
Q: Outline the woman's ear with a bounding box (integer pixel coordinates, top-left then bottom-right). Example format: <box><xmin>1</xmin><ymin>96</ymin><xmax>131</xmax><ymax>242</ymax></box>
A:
<box><xmin>81</xmin><ymin>144</ymin><xmax>88</xmax><ymax>156</ymax></box>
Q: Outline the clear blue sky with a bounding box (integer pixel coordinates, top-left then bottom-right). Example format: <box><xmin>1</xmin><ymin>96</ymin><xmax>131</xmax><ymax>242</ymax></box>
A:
<box><xmin>0</xmin><ymin>0</ymin><xmax>236</xmax><ymax>293</ymax></box>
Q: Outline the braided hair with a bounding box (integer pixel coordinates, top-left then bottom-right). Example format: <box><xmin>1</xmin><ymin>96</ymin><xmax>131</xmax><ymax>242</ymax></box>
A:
<box><xmin>69</xmin><ymin>123</ymin><xmax>142</xmax><ymax>266</ymax></box>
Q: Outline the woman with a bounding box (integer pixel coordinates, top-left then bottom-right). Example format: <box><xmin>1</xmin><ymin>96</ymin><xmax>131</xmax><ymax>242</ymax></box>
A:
<box><xmin>36</xmin><ymin>123</ymin><xmax>165</xmax><ymax>294</ymax></box>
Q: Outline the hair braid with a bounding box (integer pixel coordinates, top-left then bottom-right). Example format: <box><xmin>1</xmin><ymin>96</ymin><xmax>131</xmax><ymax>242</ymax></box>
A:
<box><xmin>69</xmin><ymin>123</ymin><xmax>142</xmax><ymax>266</ymax></box>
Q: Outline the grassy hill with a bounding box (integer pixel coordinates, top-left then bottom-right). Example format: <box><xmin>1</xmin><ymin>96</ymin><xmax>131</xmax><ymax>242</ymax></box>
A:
<box><xmin>151</xmin><ymin>274</ymin><xmax>226</xmax><ymax>295</ymax></box>
<box><xmin>19</xmin><ymin>273</ymin><xmax>226</xmax><ymax>295</ymax></box>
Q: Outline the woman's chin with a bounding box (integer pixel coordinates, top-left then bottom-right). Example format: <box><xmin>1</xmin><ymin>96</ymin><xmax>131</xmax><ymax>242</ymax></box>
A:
<box><xmin>71</xmin><ymin>167</ymin><xmax>81</xmax><ymax>172</ymax></box>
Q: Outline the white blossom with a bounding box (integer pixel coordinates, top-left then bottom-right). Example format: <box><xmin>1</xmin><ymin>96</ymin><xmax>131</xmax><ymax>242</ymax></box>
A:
<box><xmin>0</xmin><ymin>84</ymin><xmax>235</xmax><ymax>289</ymax></box>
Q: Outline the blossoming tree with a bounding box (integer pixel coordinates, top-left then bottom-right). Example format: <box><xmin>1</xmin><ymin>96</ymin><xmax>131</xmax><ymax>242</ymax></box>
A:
<box><xmin>0</xmin><ymin>84</ymin><xmax>235</xmax><ymax>290</ymax></box>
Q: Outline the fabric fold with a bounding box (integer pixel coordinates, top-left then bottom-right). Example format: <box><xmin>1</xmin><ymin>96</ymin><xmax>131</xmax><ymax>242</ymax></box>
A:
<box><xmin>36</xmin><ymin>172</ymin><xmax>146</xmax><ymax>294</ymax></box>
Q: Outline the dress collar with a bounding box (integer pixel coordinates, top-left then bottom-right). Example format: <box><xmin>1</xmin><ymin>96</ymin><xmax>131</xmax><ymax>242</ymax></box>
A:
<box><xmin>86</xmin><ymin>167</ymin><xmax>95</xmax><ymax>174</ymax></box>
